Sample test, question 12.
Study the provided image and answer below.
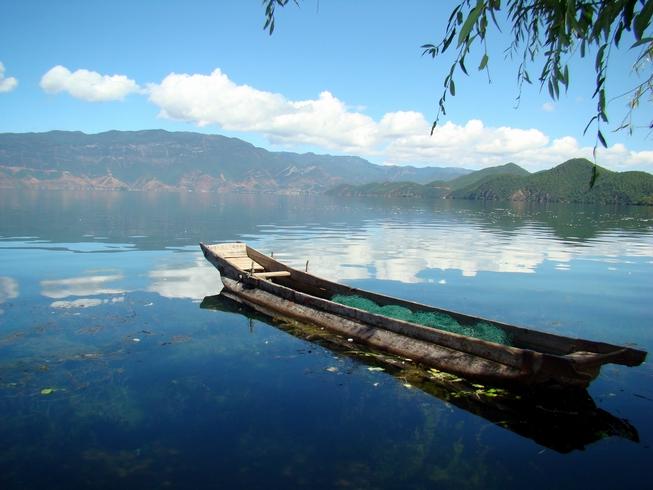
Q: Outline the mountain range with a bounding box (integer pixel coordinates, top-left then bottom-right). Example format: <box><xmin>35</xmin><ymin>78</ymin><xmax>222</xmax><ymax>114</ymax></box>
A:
<box><xmin>0</xmin><ymin>130</ymin><xmax>469</xmax><ymax>193</ymax></box>
<box><xmin>329</xmin><ymin>159</ymin><xmax>653</xmax><ymax>205</ymax></box>
<box><xmin>2</xmin><ymin>130</ymin><xmax>651</xmax><ymax>205</ymax></box>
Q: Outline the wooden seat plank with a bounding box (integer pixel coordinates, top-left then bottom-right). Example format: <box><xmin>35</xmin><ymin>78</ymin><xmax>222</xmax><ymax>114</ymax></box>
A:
<box><xmin>228</xmin><ymin>257</ymin><xmax>265</xmax><ymax>271</ymax></box>
<box><xmin>253</xmin><ymin>271</ymin><xmax>291</xmax><ymax>279</ymax></box>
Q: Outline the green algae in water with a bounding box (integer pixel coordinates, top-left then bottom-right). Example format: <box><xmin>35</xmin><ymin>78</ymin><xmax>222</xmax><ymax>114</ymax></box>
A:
<box><xmin>331</xmin><ymin>295</ymin><xmax>512</xmax><ymax>346</ymax></box>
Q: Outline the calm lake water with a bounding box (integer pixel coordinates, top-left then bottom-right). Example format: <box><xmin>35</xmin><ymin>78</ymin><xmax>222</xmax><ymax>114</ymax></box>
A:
<box><xmin>1</xmin><ymin>190</ymin><xmax>651</xmax><ymax>489</ymax></box>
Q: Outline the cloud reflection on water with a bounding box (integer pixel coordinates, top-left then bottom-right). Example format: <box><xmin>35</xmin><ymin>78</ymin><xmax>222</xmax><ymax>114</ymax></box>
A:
<box><xmin>41</xmin><ymin>273</ymin><xmax>127</xmax><ymax>299</ymax></box>
<box><xmin>147</xmin><ymin>256</ymin><xmax>220</xmax><ymax>299</ymax></box>
<box><xmin>0</xmin><ymin>276</ymin><xmax>19</xmax><ymax>314</ymax></box>
<box><xmin>50</xmin><ymin>296</ymin><xmax>125</xmax><ymax>309</ymax></box>
<box><xmin>249</xmin><ymin>222</ymin><xmax>653</xmax><ymax>283</ymax></box>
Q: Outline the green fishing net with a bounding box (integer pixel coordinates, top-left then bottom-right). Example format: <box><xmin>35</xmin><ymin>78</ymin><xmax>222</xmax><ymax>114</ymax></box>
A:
<box><xmin>331</xmin><ymin>294</ymin><xmax>512</xmax><ymax>346</ymax></box>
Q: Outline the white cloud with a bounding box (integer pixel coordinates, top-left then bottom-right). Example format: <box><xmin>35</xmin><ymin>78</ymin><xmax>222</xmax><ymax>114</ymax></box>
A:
<box><xmin>475</xmin><ymin>126</ymin><xmax>549</xmax><ymax>154</ymax></box>
<box><xmin>40</xmin><ymin>65</ymin><xmax>651</xmax><ymax>172</ymax></box>
<box><xmin>147</xmin><ymin>68</ymin><xmax>653</xmax><ymax>171</ymax></box>
<box><xmin>512</xmin><ymin>136</ymin><xmax>653</xmax><ymax>171</ymax></box>
<box><xmin>626</xmin><ymin>150</ymin><xmax>653</xmax><ymax>166</ymax></box>
<box><xmin>0</xmin><ymin>62</ymin><xmax>18</xmax><ymax>93</ymax></box>
<box><xmin>383</xmin><ymin>122</ymin><xmax>653</xmax><ymax>171</ymax></box>
<box><xmin>379</xmin><ymin>111</ymin><xmax>429</xmax><ymax>137</ymax></box>
<box><xmin>383</xmin><ymin>120</ymin><xmax>552</xmax><ymax>167</ymax></box>
<box><xmin>148</xmin><ymin>69</ymin><xmax>378</xmax><ymax>153</ymax></box>
<box><xmin>542</xmin><ymin>102</ymin><xmax>555</xmax><ymax>112</ymax></box>
<box><xmin>40</xmin><ymin>65</ymin><xmax>141</xmax><ymax>101</ymax></box>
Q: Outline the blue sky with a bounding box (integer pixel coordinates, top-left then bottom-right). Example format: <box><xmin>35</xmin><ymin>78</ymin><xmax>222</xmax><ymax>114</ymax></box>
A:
<box><xmin>0</xmin><ymin>0</ymin><xmax>651</xmax><ymax>171</ymax></box>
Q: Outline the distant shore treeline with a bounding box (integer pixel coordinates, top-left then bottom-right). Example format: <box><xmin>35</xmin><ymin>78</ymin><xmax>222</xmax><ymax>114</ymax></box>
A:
<box><xmin>1</xmin><ymin>130</ymin><xmax>651</xmax><ymax>205</ymax></box>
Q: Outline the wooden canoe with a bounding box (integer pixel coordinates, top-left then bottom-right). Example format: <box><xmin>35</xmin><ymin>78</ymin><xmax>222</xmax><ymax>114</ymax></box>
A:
<box><xmin>200</xmin><ymin>242</ymin><xmax>647</xmax><ymax>389</ymax></box>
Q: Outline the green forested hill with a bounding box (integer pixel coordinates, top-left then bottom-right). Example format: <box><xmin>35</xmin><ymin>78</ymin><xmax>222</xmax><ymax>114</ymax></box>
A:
<box><xmin>451</xmin><ymin>158</ymin><xmax>653</xmax><ymax>205</ymax></box>
<box><xmin>327</xmin><ymin>162</ymin><xmax>529</xmax><ymax>198</ymax></box>
<box><xmin>327</xmin><ymin>181</ymin><xmax>450</xmax><ymax>198</ymax></box>
<box><xmin>588</xmin><ymin>171</ymin><xmax>653</xmax><ymax>205</ymax></box>
<box><xmin>328</xmin><ymin>158</ymin><xmax>653</xmax><ymax>205</ymax></box>
<box><xmin>447</xmin><ymin>162</ymin><xmax>530</xmax><ymax>190</ymax></box>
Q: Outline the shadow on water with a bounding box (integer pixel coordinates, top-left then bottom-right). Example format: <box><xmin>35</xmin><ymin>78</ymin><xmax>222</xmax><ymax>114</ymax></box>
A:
<box><xmin>201</xmin><ymin>293</ymin><xmax>640</xmax><ymax>454</ymax></box>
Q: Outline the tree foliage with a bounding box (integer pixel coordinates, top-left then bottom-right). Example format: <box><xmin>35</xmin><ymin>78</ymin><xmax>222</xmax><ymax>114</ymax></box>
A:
<box><xmin>421</xmin><ymin>0</ymin><xmax>653</xmax><ymax>150</ymax></box>
<box><xmin>262</xmin><ymin>0</ymin><xmax>297</xmax><ymax>35</ymax></box>
<box><xmin>263</xmin><ymin>0</ymin><xmax>653</xmax><ymax>150</ymax></box>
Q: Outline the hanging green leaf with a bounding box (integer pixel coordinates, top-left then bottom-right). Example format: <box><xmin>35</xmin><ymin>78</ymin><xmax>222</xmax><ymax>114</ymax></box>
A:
<box><xmin>631</xmin><ymin>37</ymin><xmax>653</xmax><ymax>48</ymax></box>
<box><xmin>478</xmin><ymin>53</ymin><xmax>489</xmax><ymax>70</ymax></box>
<box><xmin>458</xmin><ymin>5</ymin><xmax>482</xmax><ymax>46</ymax></box>
<box><xmin>595</xmin><ymin>44</ymin><xmax>607</xmax><ymax>71</ymax></box>
<box><xmin>443</xmin><ymin>29</ymin><xmax>457</xmax><ymax>52</ymax></box>
<box><xmin>589</xmin><ymin>164</ymin><xmax>600</xmax><ymax>188</ymax></box>
<box><xmin>459</xmin><ymin>58</ymin><xmax>469</xmax><ymax>75</ymax></box>
<box><xmin>597</xmin><ymin>130</ymin><xmax>607</xmax><ymax>148</ymax></box>
<box><xmin>634</xmin><ymin>1</ymin><xmax>653</xmax><ymax>40</ymax></box>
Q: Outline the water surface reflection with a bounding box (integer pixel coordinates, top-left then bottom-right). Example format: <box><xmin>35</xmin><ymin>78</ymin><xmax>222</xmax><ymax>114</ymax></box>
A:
<box><xmin>0</xmin><ymin>191</ymin><xmax>651</xmax><ymax>489</ymax></box>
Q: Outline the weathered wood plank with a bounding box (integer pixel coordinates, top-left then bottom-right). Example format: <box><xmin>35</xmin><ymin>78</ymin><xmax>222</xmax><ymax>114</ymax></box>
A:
<box><xmin>227</xmin><ymin>257</ymin><xmax>265</xmax><ymax>271</ymax></box>
<box><xmin>253</xmin><ymin>271</ymin><xmax>292</xmax><ymax>278</ymax></box>
<box><xmin>208</xmin><ymin>242</ymin><xmax>247</xmax><ymax>255</ymax></box>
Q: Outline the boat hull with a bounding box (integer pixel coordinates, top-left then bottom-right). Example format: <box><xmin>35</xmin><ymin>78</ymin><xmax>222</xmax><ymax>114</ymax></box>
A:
<box><xmin>218</xmin><ymin>277</ymin><xmax>597</xmax><ymax>389</ymax></box>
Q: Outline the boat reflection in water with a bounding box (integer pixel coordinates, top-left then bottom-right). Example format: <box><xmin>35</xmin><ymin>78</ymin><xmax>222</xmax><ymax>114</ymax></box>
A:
<box><xmin>201</xmin><ymin>293</ymin><xmax>640</xmax><ymax>454</ymax></box>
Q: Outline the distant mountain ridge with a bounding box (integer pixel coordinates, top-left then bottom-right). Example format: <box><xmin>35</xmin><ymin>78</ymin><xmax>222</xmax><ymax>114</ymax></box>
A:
<box><xmin>329</xmin><ymin>159</ymin><xmax>653</xmax><ymax>206</ymax></box>
<box><xmin>0</xmin><ymin>130</ymin><xmax>470</xmax><ymax>192</ymax></box>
